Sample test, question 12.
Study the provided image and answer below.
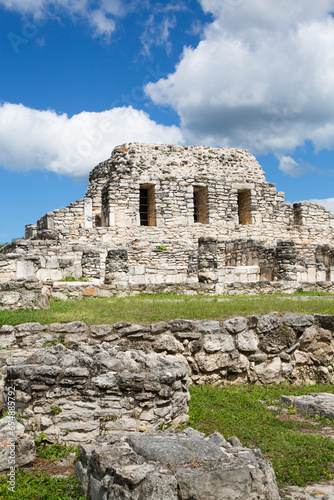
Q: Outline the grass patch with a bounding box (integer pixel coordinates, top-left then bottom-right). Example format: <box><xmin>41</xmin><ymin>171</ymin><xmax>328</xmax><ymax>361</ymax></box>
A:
<box><xmin>0</xmin><ymin>293</ymin><xmax>333</xmax><ymax>326</ymax></box>
<box><xmin>188</xmin><ymin>383</ymin><xmax>334</xmax><ymax>487</ymax></box>
<box><xmin>59</xmin><ymin>273</ymin><xmax>90</xmax><ymax>283</ymax></box>
<box><xmin>0</xmin><ymin>469</ymin><xmax>84</xmax><ymax>499</ymax></box>
<box><xmin>36</xmin><ymin>443</ymin><xmax>79</xmax><ymax>462</ymax></box>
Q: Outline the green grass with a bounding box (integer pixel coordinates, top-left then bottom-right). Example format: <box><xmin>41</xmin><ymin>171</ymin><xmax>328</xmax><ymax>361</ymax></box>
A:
<box><xmin>36</xmin><ymin>443</ymin><xmax>79</xmax><ymax>461</ymax></box>
<box><xmin>0</xmin><ymin>293</ymin><xmax>333</xmax><ymax>326</ymax></box>
<box><xmin>0</xmin><ymin>470</ymin><xmax>84</xmax><ymax>499</ymax></box>
<box><xmin>188</xmin><ymin>383</ymin><xmax>334</xmax><ymax>487</ymax></box>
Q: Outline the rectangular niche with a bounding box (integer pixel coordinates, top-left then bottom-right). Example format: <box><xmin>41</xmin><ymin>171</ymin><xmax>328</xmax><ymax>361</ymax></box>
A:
<box><xmin>238</xmin><ymin>189</ymin><xmax>252</xmax><ymax>225</ymax></box>
<box><xmin>193</xmin><ymin>186</ymin><xmax>208</xmax><ymax>224</ymax></box>
<box><xmin>139</xmin><ymin>184</ymin><xmax>156</xmax><ymax>226</ymax></box>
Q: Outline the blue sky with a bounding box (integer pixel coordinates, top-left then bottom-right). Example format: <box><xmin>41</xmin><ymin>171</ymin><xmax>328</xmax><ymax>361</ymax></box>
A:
<box><xmin>1</xmin><ymin>0</ymin><xmax>334</xmax><ymax>243</ymax></box>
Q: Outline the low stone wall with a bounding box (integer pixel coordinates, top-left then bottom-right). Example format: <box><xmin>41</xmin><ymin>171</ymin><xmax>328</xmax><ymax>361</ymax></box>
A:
<box><xmin>3</xmin><ymin>343</ymin><xmax>189</xmax><ymax>444</ymax></box>
<box><xmin>0</xmin><ymin>278</ymin><xmax>50</xmax><ymax>310</ymax></box>
<box><xmin>1</xmin><ymin>313</ymin><xmax>334</xmax><ymax>386</ymax></box>
<box><xmin>2</xmin><ymin>278</ymin><xmax>334</xmax><ymax>312</ymax></box>
<box><xmin>48</xmin><ymin>279</ymin><xmax>334</xmax><ymax>301</ymax></box>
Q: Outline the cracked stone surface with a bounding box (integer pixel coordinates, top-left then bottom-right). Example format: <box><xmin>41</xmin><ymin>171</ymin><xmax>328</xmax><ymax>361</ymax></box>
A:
<box><xmin>76</xmin><ymin>427</ymin><xmax>280</xmax><ymax>500</ymax></box>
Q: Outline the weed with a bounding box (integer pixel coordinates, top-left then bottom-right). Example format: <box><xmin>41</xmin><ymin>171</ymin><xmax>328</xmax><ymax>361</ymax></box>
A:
<box><xmin>43</xmin><ymin>338</ymin><xmax>72</xmax><ymax>348</ymax></box>
<box><xmin>35</xmin><ymin>432</ymin><xmax>48</xmax><ymax>445</ymax></box>
<box><xmin>50</xmin><ymin>406</ymin><xmax>62</xmax><ymax>416</ymax></box>
<box><xmin>156</xmin><ymin>245</ymin><xmax>168</xmax><ymax>251</ymax></box>
<box><xmin>36</xmin><ymin>442</ymin><xmax>78</xmax><ymax>461</ymax></box>
<box><xmin>59</xmin><ymin>272</ymin><xmax>90</xmax><ymax>282</ymax></box>
<box><xmin>287</xmin><ymin>405</ymin><xmax>297</xmax><ymax>415</ymax></box>
<box><xmin>0</xmin><ymin>469</ymin><xmax>84</xmax><ymax>499</ymax></box>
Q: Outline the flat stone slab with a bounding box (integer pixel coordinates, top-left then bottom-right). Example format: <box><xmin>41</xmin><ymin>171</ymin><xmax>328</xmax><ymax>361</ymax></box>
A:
<box><xmin>280</xmin><ymin>393</ymin><xmax>334</xmax><ymax>420</ymax></box>
<box><xmin>76</xmin><ymin>428</ymin><xmax>280</xmax><ymax>499</ymax></box>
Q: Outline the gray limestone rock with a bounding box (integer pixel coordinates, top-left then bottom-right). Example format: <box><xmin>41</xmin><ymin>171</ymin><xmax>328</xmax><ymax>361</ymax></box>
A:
<box><xmin>0</xmin><ymin>417</ymin><xmax>36</xmax><ymax>471</ymax></box>
<box><xmin>257</xmin><ymin>314</ymin><xmax>281</xmax><ymax>334</ymax></box>
<box><xmin>195</xmin><ymin>351</ymin><xmax>234</xmax><ymax>372</ymax></box>
<box><xmin>169</xmin><ymin>319</ymin><xmax>195</xmax><ymax>332</ymax></box>
<box><xmin>153</xmin><ymin>334</ymin><xmax>184</xmax><ymax>354</ymax></box>
<box><xmin>49</xmin><ymin>321</ymin><xmax>87</xmax><ymax>333</ymax></box>
<box><xmin>203</xmin><ymin>334</ymin><xmax>235</xmax><ymax>353</ymax></box>
<box><xmin>282</xmin><ymin>313</ymin><xmax>314</xmax><ymax>332</ymax></box>
<box><xmin>235</xmin><ymin>330</ymin><xmax>258</xmax><ymax>352</ymax></box>
<box><xmin>224</xmin><ymin>317</ymin><xmax>247</xmax><ymax>335</ymax></box>
<box><xmin>280</xmin><ymin>393</ymin><xmax>334</xmax><ymax>420</ymax></box>
<box><xmin>254</xmin><ymin>357</ymin><xmax>282</xmax><ymax>384</ymax></box>
<box><xmin>76</xmin><ymin>429</ymin><xmax>280</xmax><ymax>500</ymax></box>
<box><xmin>196</xmin><ymin>320</ymin><xmax>220</xmax><ymax>334</ymax></box>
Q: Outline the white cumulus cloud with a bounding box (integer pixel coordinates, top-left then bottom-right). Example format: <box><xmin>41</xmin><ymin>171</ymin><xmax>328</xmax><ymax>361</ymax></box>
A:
<box><xmin>0</xmin><ymin>102</ymin><xmax>183</xmax><ymax>178</ymax></box>
<box><xmin>276</xmin><ymin>154</ymin><xmax>321</xmax><ymax>177</ymax></box>
<box><xmin>146</xmin><ymin>0</ymin><xmax>334</xmax><ymax>159</ymax></box>
<box><xmin>0</xmin><ymin>0</ymin><xmax>128</xmax><ymax>38</ymax></box>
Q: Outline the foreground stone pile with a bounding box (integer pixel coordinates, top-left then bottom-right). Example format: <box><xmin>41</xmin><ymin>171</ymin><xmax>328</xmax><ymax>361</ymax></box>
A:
<box><xmin>4</xmin><ymin>343</ymin><xmax>189</xmax><ymax>444</ymax></box>
<box><xmin>280</xmin><ymin>392</ymin><xmax>334</xmax><ymax>420</ymax></box>
<box><xmin>1</xmin><ymin>313</ymin><xmax>334</xmax><ymax>386</ymax></box>
<box><xmin>76</xmin><ymin>427</ymin><xmax>280</xmax><ymax>500</ymax></box>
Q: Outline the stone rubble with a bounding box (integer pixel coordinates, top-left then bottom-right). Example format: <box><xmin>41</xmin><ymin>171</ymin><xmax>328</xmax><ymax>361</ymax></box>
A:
<box><xmin>75</xmin><ymin>427</ymin><xmax>280</xmax><ymax>500</ymax></box>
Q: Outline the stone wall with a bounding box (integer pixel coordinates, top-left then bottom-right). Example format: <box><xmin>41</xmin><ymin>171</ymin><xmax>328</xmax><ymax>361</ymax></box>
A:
<box><xmin>1</xmin><ymin>277</ymin><xmax>334</xmax><ymax>311</ymax></box>
<box><xmin>3</xmin><ymin>342</ymin><xmax>189</xmax><ymax>444</ymax></box>
<box><xmin>1</xmin><ymin>314</ymin><xmax>333</xmax><ymax>387</ymax></box>
<box><xmin>0</xmin><ymin>278</ymin><xmax>49</xmax><ymax>311</ymax></box>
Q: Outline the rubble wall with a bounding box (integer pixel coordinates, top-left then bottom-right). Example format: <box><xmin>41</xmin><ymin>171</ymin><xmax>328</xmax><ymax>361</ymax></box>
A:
<box><xmin>3</xmin><ymin>342</ymin><xmax>189</xmax><ymax>444</ymax></box>
<box><xmin>1</xmin><ymin>314</ymin><xmax>333</xmax><ymax>390</ymax></box>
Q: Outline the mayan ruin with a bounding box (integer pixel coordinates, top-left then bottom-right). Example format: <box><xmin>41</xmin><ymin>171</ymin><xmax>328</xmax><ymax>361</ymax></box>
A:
<box><xmin>0</xmin><ymin>143</ymin><xmax>333</xmax><ymax>300</ymax></box>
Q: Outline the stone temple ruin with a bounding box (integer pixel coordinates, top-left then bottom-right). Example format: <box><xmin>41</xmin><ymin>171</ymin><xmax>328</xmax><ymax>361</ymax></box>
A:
<box><xmin>1</xmin><ymin>143</ymin><xmax>334</xmax><ymax>295</ymax></box>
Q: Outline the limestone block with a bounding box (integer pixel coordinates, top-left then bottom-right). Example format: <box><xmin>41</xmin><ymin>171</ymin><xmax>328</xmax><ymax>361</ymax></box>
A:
<box><xmin>224</xmin><ymin>317</ymin><xmax>247</xmax><ymax>334</ymax></box>
<box><xmin>282</xmin><ymin>313</ymin><xmax>314</xmax><ymax>332</ymax></box>
<box><xmin>196</xmin><ymin>320</ymin><xmax>220</xmax><ymax>334</ymax></box>
<box><xmin>254</xmin><ymin>357</ymin><xmax>282</xmax><ymax>384</ymax></box>
<box><xmin>153</xmin><ymin>335</ymin><xmax>184</xmax><ymax>354</ymax></box>
<box><xmin>76</xmin><ymin>429</ymin><xmax>279</xmax><ymax>500</ymax></box>
<box><xmin>257</xmin><ymin>314</ymin><xmax>281</xmax><ymax>334</ymax></box>
<box><xmin>235</xmin><ymin>330</ymin><xmax>258</xmax><ymax>352</ymax></box>
<box><xmin>203</xmin><ymin>334</ymin><xmax>235</xmax><ymax>354</ymax></box>
<box><xmin>280</xmin><ymin>393</ymin><xmax>334</xmax><ymax>420</ymax></box>
<box><xmin>195</xmin><ymin>351</ymin><xmax>232</xmax><ymax>372</ymax></box>
<box><xmin>0</xmin><ymin>417</ymin><xmax>36</xmax><ymax>471</ymax></box>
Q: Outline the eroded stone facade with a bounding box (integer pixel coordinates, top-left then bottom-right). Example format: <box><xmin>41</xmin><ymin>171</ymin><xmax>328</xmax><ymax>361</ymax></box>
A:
<box><xmin>1</xmin><ymin>143</ymin><xmax>334</xmax><ymax>293</ymax></box>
